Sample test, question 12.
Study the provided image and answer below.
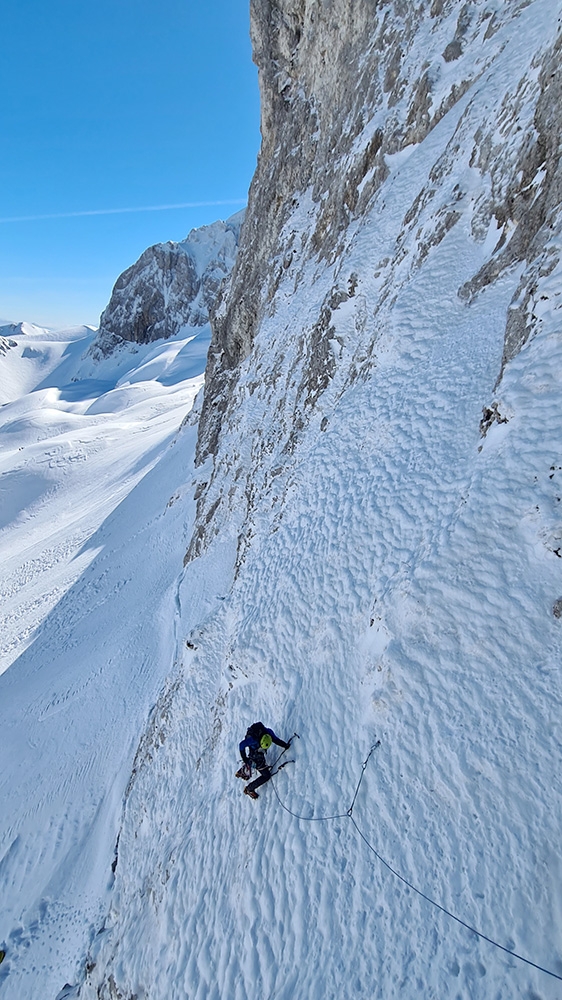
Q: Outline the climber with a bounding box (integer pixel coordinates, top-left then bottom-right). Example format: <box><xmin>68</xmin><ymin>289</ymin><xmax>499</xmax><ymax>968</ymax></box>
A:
<box><xmin>237</xmin><ymin>721</ymin><xmax>291</xmax><ymax>799</ymax></box>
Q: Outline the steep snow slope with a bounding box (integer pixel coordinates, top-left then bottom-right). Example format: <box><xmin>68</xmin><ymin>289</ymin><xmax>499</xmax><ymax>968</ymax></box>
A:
<box><xmin>0</xmin><ymin>216</ymin><xmax>243</xmax><ymax>998</ymax></box>
<box><xmin>0</xmin><ymin>315</ymin><xmax>210</xmax><ymax>680</ymax></box>
<box><xmin>0</xmin><ymin>322</ymin><xmax>204</xmax><ymax>999</ymax></box>
<box><xmin>74</xmin><ymin>2</ymin><xmax>562</xmax><ymax>1000</ymax></box>
<box><xmin>2</xmin><ymin>3</ymin><xmax>562</xmax><ymax>1000</ymax></box>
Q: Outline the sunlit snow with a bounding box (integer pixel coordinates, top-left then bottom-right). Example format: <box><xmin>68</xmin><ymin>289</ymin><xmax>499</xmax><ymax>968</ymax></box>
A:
<box><xmin>1</xmin><ymin>2</ymin><xmax>562</xmax><ymax>999</ymax></box>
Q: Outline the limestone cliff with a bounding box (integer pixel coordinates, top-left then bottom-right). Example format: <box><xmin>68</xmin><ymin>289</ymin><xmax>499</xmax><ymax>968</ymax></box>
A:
<box><xmin>89</xmin><ymin>213</ymin><xmax>244</xmax><ymax>360</ymax></box>
<box><xmin>191</xmin><ymin>0</ymin><xmax>562</xmax><ymax>557</ymax></box>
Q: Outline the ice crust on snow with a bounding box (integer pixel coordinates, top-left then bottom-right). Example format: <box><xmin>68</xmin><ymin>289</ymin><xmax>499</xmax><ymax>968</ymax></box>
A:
<box><xmin>1</xmin><ymin>2</ymin><xmax>562</xmax><ymax>999</ymax></box>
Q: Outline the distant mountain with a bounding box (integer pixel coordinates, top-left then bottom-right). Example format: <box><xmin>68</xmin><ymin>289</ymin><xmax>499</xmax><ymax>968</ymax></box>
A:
<box><xmin>89</xmin><ymin>211</ymin><xmax>245</xmax><ymax>359</ymax></box>
<box><xmin>1</xmin><ymin>321</ymin><xmax>33</xmax><ymax>356</ymax></box>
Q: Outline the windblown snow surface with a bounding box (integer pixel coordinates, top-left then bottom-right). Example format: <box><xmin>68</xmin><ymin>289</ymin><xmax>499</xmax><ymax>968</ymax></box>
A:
<box><xmin>0</xmin><ymin>320</ymin><xmax>208</xmax><ymax>997</ymax></box>
<box><xmin>2</xmin><ymin>5</ymin><xmax>562</xmax><ymax>1000</ymax></box>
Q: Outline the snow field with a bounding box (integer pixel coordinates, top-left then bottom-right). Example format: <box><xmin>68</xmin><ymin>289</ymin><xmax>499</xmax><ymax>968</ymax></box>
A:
<box><xmin>0</xmin><ymin>325</ymin><xmax>205</xmax><ymax>998</ymax></box>
<box><xmin>0</xmin><ymin>384</ymin><xmax>201</xmax><ymax>679</ymax></box>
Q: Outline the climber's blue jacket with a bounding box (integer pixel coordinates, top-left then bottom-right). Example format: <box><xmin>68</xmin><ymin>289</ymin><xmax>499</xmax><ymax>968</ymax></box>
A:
<box><xmin>239</xmin><ymin>722</ymin><xmax>289</xmax><ymax>763</ymax></box>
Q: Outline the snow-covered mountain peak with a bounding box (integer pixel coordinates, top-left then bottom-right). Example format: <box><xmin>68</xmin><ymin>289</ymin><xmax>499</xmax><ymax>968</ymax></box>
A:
<box><xmin>88</xmin><ymin>211</ymin><xmax>245</xmax><ymax>358</ymax></box>
<box><xmin>180</xmin><ymin>210</ymin><xmax>245</xmax><ymax>278</ymax></box>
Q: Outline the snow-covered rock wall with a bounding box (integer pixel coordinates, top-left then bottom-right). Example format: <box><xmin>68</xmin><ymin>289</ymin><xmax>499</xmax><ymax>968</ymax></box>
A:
<box><xmin>198</xmin><ymin>0</ymin><xmax>562</xmax><ymax>462</ymax></box>
<box><xmin>76</xmin><ymin>3</ymin><xmax>562</xmax><ymax>998</ymax></box>
<box><xmin>3</xmin><ymin>2</ymin><xmax>562</xmax><ymax>999</ymax></box>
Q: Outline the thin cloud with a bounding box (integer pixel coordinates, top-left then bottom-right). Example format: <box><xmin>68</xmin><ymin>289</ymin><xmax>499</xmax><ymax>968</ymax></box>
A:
<box><xmin>0</xmin><ymin>199</ymin><xmax>246</xmax><ymax>224</ymax></box>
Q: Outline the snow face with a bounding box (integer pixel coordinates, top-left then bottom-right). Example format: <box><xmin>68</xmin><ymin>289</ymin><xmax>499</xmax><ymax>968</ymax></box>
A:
<box><xmin>80</xmin><ymin>2</ymin><xmax>562</xmax><ymax>998</ymax></box>
<box><xmin>0</xmin><ymin>324</ymin><xmax>204</xmax><ymax>997</ymax></box>
<box><xmin>2</xmin><ymin>3</ymin><xmax>562</xmax><ymax>1000</ymax></box>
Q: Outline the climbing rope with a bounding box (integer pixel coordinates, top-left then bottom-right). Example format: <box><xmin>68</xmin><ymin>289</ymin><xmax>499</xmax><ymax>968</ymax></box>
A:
<box><xmin>270</xmin><ymin>741</ymin><xmax>562</xmax><ymax>983</ymax></box>
<box><xmin>270</xmin><ymin>740</ymin><xmax>381</xmax><ymax>822</ymax></box>
<box><xmin>346</xmin><ymin>740</ymin><xmax>381</xmax><ymax>816</ymax></box>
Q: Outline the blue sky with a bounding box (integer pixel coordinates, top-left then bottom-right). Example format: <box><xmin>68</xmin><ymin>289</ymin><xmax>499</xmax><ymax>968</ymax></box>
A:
<box><xmin>0</xmin><ymin>0</ymin><xmax>260</xmax><ymax>328</ymax></box>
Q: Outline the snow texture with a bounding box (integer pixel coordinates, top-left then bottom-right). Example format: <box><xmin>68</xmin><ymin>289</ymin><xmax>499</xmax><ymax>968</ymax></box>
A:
<box><xmin>1</xmin><ymin>3</ymin><xmax>562</xmax><ymax>1000</ymax></box>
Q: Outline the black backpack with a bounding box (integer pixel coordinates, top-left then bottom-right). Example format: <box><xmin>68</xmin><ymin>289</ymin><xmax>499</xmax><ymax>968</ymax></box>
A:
<box><xmin>245</xmin><ymin>721</ymin><xmax>266</xmax><ymax>743</ymax></box>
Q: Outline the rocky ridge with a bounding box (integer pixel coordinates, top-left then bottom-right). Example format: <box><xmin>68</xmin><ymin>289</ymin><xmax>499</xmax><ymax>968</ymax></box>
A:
<box><xmin>1</xmin><ymin>322</ymin><xmax>26</xmax><ymax>356</ymax></box>
<box><xmin>89</xmin><ymin>213</ymin><xmax>244</xmax><ymax>360</ymax></box>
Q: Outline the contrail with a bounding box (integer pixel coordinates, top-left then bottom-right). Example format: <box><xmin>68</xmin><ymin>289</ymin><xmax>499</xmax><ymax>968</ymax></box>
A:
<box><xmin>0</xmin><ymin>199</ymin><xmax>246</xmax><ymax>224</ymax></box>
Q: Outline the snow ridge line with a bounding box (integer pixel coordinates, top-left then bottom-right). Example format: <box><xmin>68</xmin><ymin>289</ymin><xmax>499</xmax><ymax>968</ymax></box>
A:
<box><xmin>270</xmin><ymin>745</ymin><xmax>562</xmax><ymax>983</ymax></box>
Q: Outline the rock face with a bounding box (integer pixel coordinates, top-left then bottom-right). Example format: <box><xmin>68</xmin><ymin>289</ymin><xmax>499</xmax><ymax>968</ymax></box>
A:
<box><xmin>90</xmin><ymin>213</ymin><xmax>244</xmax><ymax>359</ymax></box>
<box><xmin>0</xmin><ymin>322</ymin><xmax>24</xmax><ymax>356</ymax></box>
<box><xmin>199</xmin><ymin>0</ymin><xmax>538</xmax><ymax>459</ymax></box>
<box><xmin>193</xmin><ymin>0</ymin><xmax>562</xmax><ymax>549</ymax></box>
<box><xmin>0</xmin><ymin>336</ymin><xmax>17</xmax><ymax>357</ymax></box>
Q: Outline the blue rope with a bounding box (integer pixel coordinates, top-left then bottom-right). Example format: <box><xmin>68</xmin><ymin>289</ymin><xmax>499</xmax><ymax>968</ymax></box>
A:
<box><xmin>270</xmin><ymin>743</ymin><xmax>562</xmax><ymax>982</ymax></box>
